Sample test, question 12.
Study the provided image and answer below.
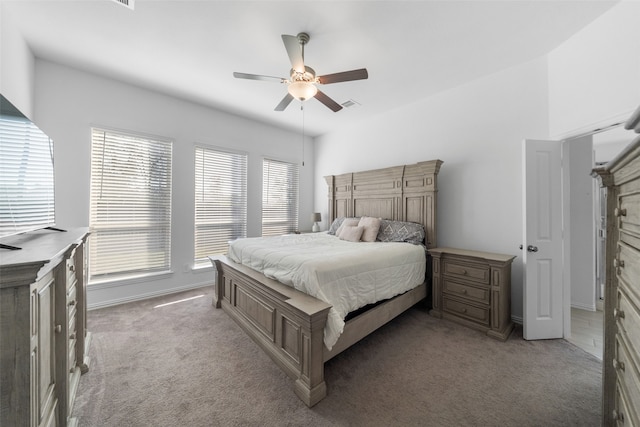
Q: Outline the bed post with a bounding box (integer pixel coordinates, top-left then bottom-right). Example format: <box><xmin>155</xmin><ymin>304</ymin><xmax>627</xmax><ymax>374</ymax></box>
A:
<box><xmin>208</xmin><ymin>256</ymin><xmax>223</xmax><ymax>308</ymax></box>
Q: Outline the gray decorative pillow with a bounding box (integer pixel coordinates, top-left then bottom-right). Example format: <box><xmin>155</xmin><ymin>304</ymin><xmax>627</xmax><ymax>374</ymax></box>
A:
<box><xmin>376</xmin><ymin>220</ymin><xmax>425</xmax><ymax>245</ymax></box>
<box><xmin>327</xmin><ymin>217</ymin><xmax>346</xmax><ymax>235</ymax></box>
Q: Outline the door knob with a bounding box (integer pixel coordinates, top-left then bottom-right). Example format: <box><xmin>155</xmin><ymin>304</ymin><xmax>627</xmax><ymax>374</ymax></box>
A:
<box><xmin>527</xmin><ymin>245</ymin><xmax>538</xmax><ymax>252</ymax></box>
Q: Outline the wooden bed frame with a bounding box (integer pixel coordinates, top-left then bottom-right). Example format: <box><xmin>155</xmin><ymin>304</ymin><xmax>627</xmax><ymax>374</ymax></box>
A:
<box><xmin>211</xmin><ymin>159</ymin><xmax>443</xmax><ymax>407</ymax></box>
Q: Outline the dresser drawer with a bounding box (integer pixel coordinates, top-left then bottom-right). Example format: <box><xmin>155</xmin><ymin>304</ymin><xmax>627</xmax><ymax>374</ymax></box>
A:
<box><xmin>614</xmin><ymin>336</ymin><xmax>640</xmax><ymax>424</ymax></box>
<box><xmin>66</xmin><ymin>249</ymin><xmax>77</xmax><ymax>284</ymax></box>
<box><xmin>617</xmin><ymin>287</ymin><xmax>640</xmax><ymax>362</ymax></box>
<box><xmin>67</xmin><ymin>284</ymin><xmax>78</xmax><ymax>320</ymax></box>
<box><xmin>442</xmin><ymin>259</ymin><xmax>490</xmax><ymax>284</ymax></box>
<box><xmin>617</xmin><ymin>242</ymin><xmax>640</xmax><ymax>295</ymax></box>
<box><xmin>614</xmin><ymin>380</ymin><xmax>637</xmax><ymax>427</ymax></box>
<box><xmin>443</xmin><ymin>296</ymin><xmax>490</xmax><ymax>326</ymax></box>
<box><xmin>618</xmin><ymin>190</ymin><xmax>640</xmax><ymax>241</ymax></box>
<box><xmin>442</xmin><ymin>278</ymin><xmax>490</xmax><ymax>305</ymax></box>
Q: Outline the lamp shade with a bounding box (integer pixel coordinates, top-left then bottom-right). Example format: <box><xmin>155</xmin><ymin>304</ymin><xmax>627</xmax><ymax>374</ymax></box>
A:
<box><xmin>311</xmin><ymin>212</ymin><xmax>321</xmax><ymax>222</ymax></box>
<box><xmin>288</xmin><ymin>81</ymin><xmax>318</xmax><ymax>101</ymax></box>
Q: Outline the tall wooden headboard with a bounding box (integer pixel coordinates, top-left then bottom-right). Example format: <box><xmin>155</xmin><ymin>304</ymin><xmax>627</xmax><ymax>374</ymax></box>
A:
<box><xmin>324</xmin><ymin>159</ymin><xmax>443</xmax><ymax>249</ymax></box>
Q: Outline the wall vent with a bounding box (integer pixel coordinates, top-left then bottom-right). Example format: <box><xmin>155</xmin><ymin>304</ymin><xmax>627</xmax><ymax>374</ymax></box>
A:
<box><xmin>112</xmin><ymin>0</ymin><xmax>134</xmax><ymax>10</ymax></box>
<box><xmin>341</xmin><ymin>99</ymin><xmax>361</xmax><ymax>109</ymax></box>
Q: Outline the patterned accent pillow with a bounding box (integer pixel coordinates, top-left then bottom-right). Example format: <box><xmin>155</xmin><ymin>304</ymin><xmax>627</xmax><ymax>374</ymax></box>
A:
<box><xmin>376</xmin><ymin>220</ymin><xmax>425</xmax><ymax>245</ymax></box>
<box><xmin>327</xmin><ymin>217</ymin><xmax>346</xmax><ymax>235</ymax></box>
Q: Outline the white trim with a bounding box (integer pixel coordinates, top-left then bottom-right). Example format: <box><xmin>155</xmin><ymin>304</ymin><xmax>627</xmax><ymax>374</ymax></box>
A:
<box><xmin>88</xmin><ymin>269</ymin><xmax>174</xmax><ymax>289</ymax></box>
<box><xmin>571</xmin><ymin>302</ymin><xmax>597</xmax><ymax>312</ymax></box>
<box><xmin>551</xmin><ymin>109</ymin><xmax>633</xmax><ymax>141</ymax></box>
<box><xmin>87</xmin><ymin>282</ymin><xmax>212</xmax><ymax>310</ymax></box>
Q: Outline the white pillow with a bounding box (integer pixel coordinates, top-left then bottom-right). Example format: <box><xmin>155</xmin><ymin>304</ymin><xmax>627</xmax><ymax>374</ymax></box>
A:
<box><xmin>335</xmin><ymin>218</ymin><xmax>360</xmax><ymax>237</ymax></box>
<box><xmin>358</xmin><ymin>216</ymin><xmax>381</xmax><ymax>242</ymax></box>
<box><xmin>338</xmin><ymin>225</ymin><xmax>364</xmax><ymax>242</ymax></box>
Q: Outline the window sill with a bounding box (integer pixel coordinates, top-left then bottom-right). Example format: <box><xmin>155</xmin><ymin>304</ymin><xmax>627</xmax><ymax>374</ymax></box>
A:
<box><xmin>89</xmin><ymin>270</ymin><xmax>174</xmax><ymax>289</ymax></box>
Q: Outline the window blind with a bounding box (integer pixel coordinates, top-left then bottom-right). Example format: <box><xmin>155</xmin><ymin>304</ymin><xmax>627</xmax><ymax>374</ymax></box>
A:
<box><xmin>262</xmin><ymin>158</ymin><xmax>299</xmax><ymax>236</ymax></box>
<box><xmin>0</xmin><ymin>115</ymin><xmax>55</xmax><ymax>237</ymax></box>
<box><xmin>194</xmin><ymin>146</ymin><xmax>247</xmax><ymax>265</ymax></box>
<box><xmin>89</xmin><ymin>128</ymin><xmax>172</xmax><ymax>282</ymax></box>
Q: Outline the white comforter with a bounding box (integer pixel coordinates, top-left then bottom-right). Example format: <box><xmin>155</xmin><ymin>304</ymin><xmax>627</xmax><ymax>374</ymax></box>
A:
<box><xmin>227</xmin><ymin>232</ymin><xmax>426</xmax><ymax>350</ymax></box>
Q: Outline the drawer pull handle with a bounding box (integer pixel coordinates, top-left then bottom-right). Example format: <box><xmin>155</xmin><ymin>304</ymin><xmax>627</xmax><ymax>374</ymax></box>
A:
<box><xmin>54</xmin><ymin>325</ymin><xmax>62</xmax><ymax>334</ymax></box>
<box><xmin>69</xmin><ymin>265</ymin><xmax>75</xmax><ymax>272</ymax></box>
<box><xmin>613</xmin><ymin>308</ymin><xmax>625</xmax><ymax>319</ymax></box>
<box><xmin>612</xmin><ymin>410</ymin><xmax>624</xmax><ymax>422</ymax></box>
<box><xmin>613</xmin><ymin>359</ymin><xmax>625</xmax><ymax>371</ymax></box>
<box><xmin>69</xmin><ymin>333</ymin><xmax>76</xmax><ymax>339</ymax></box>
<box><xmin>69</xmin><ymin>300</ymin><xmax>76</xmax><ymax>306</ymax></box>
<box><xmin>70</xmin><ymin>368</ymin><xmax>75</xmax><ymax>374</ymax></box>
<box><xmin>613</xmin><ymin>259</ymin><xmax>625</xmax><ymax>268</ymax></box>
<box><xmin>614</xmin><ymin>207</ymin><xmax>627</xmax><ymax>217</ymax></box>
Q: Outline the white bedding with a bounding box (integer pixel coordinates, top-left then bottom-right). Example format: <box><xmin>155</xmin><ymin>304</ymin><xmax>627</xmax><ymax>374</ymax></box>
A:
<box><xmin>227</xmin><ymin>232</ymin><xmax>426</xmax><ymax>350</ymax></box>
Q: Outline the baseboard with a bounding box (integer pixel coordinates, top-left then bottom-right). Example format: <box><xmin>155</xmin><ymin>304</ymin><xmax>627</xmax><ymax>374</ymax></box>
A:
<box><xmin>571</xmin><ymin>302</ymin><xmax>597</xmax><ymax>311</ymax></box>
<box><xmin>87</xmin><ymin>282</ymin><xmax>213</xmax><ymax>310</ymax></box>
<box><xmin>511</xmin><ymin>315</ymin><xmax>523</xmax><ymax>325</ymax></box>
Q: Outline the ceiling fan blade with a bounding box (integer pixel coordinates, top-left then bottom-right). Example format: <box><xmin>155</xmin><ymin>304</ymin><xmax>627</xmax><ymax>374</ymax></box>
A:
<box><xmin>274</xmin><ymin>93</ymin><xmax>294</xmax><ymax>111</ymax></box>
<box><xmin>317</xmin><ymin>68</ymin><xmax>369</xmax><ymax>85</ymax></box>
<box><xmin>314</xmin><ymin>90</ymin><xmax>342</xmax><ymax>112</ymax></box>
<box><xmin>233</xmin><ymin>72</ymin><xmax>286</xmax><ymax>83</ymax></box>
<box><xmin>281</xmin><ymin>35</ymin><xmax>305</xmax><ymax>73</ymax></box>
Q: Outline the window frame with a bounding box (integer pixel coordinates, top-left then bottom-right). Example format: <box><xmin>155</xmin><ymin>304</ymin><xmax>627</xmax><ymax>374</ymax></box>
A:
<box><xmin>88</xmin><ymin>127</ymin><xmax>173</xmax><ymax>284</ymax></box>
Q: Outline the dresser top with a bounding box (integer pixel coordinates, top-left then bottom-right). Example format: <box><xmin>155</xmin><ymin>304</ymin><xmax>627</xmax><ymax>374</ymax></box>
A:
<box><xmin>1</xmin><ymin>227</ymin><xmax>88</xmax><ymax>266</ymax></box>
<box><xmin>428</xmin><ymin>247</ymin><xmax>516</xmax><ymax>263</ymax></box>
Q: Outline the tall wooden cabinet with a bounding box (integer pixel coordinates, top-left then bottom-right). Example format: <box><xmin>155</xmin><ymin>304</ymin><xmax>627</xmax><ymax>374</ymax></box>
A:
<box><xmin>593</xmin><ymin>106</ymin><xmax>640</xmax><ymax>426</ymax></box>
<box><xmin>0</xmin><ymin>228</ymin><xmax>90</xmax><ymax>427</ymax></box>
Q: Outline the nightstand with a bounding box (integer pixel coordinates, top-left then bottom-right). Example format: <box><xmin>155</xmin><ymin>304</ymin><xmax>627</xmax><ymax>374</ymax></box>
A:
<box><xmin>429</xmin><ymin>247</ymin><xmax>515</xmax><ymax>341</ymax></box>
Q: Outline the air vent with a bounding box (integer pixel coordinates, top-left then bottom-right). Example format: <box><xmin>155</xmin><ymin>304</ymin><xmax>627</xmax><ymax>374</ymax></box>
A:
<box><xmin>112</xmin><ymin>0</ymin><xmax>134</xmax><ymax>10</ymax></box>
<box><xmin>341</xmin><ymin>99</ymin><xmax>361</xmax><ymax>109</ymax></box>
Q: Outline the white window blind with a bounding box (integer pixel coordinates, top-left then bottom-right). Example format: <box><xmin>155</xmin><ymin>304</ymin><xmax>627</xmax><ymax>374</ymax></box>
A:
<box><xmin>194</xmin><ymin>146</ymin><xmax>247</xmax><ymax>265</ymax></box>
<box><xmin>262</xmin><ymin>158</ymin><xmax>299</xmax><ymax>236</ymax></box>
<box><xmin>0</xmin><ymin>115</ymin><xmax>55</xmax><ymax>237</ymax></box>
<box><xmin>89</xmin><ymin>128</ymin><xmax>172</xmax><ymax>282</ymax></box>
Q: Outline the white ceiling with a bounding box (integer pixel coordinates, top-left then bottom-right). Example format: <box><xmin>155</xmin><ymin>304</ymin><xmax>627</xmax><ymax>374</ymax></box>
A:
<box><xmin>2</xmin><ymin>0</ymin><xmax>618</xmax><ymax>136</ymax></box>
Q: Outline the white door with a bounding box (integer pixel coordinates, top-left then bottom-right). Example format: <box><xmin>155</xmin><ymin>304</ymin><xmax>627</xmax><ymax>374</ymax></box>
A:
<box><xmin>522</xmin><ymin>139</ymin><xmax>564</xmax><ymax>340</ymax></box>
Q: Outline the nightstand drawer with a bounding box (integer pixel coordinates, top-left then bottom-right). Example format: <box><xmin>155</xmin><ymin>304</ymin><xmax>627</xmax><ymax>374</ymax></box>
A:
<box><xmin>442</xmin><ymin>259</ymin><xmax>490</xmax><ymax>284</ymax></box>
<box><xmin>443</xmin><ymin>297</ymin><xmax>490</xmax><ymax>326</ymax></box>
<box><xmin>442</xmin><ymin>278</ymin><xmax>490</xmax><ymax>305</ymax></box>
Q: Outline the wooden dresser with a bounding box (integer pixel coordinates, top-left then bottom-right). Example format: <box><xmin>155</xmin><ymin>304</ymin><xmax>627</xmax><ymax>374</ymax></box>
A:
<box><xmin>593</xmin><ymin>106</ymin><xmax>640</xmax><ymax>426</ymax></box>
<box><xmin>0</xmin><ymin>228</ymin><xmax>90</xmax><ymax>427</ymax></box>
<box><xmin>429</xmin><ymin>247</ymin><xmax>515</xmax><ymax>341</ymax></box>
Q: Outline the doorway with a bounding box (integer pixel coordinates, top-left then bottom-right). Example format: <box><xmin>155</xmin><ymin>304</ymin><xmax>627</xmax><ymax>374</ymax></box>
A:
<box><xmin>567</xmin><ymin>125</ymin><xmax>631</xmax><ymax>359</ymax></box>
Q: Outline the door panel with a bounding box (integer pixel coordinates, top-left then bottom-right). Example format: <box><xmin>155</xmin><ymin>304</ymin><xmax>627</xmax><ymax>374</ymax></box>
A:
<box><xmin>523</xmin><ymin>139</ymin><xmax>564</xmax><ymax>340</ymax></box>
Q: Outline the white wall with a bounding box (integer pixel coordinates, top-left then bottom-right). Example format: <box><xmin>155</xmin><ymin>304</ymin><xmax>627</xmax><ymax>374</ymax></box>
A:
<box><xmin>315</xmin><ymin>57</ymin><xmax>551</xmax><ymax>321</ymax></box>
<box><xmin>0</xmin><ymin>4</ymin><xmax>35</xmax><ymax>117</ymax></box>
<box><xmin>34</xmin><ymin>60</ymin><xmax>314</xmax><ymax>308</ymax></box>
<box><xmin>548</xmin><ymin>1</ymin><xmax>640</xmax><ymax>138</ymax></box>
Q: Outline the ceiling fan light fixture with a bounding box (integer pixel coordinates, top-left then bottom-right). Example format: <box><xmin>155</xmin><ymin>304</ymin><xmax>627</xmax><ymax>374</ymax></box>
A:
<box><xmin>288</xmin><ymin>81</ymin><xmax>318</xmax><ymax>101</ymax></box>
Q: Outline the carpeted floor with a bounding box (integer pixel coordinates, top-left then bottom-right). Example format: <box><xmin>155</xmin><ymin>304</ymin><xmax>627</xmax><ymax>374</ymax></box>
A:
<box><xmin>73</xmin><ymin>287</ymin><xmax>602</xmax><ymax>427</ymax></box>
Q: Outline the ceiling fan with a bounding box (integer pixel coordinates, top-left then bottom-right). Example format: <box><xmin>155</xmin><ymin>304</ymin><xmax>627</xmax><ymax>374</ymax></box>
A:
<box><xmin>233</xmin><ymin>32</ymin><xmax>368</xmax><ymax>112</ymax></box>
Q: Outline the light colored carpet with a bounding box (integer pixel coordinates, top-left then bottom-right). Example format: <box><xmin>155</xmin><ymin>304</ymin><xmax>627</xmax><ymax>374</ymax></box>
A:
<box><xmin>73</xmin><ymin>287</ymin><xmax>602</xmax><ymax>427</ymax></box>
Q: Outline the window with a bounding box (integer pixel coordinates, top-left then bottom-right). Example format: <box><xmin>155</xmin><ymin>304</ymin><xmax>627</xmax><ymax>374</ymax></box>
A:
<box><xmin>89</xmin><ymin>128</ymin><xmax>172</xmax><ymax>282</ymax></box>
<box><xmin>194</xmin><ymin>146</ymin><xmax>247</xmax><ymax>266</ymax></box>
<box><xmin>262</xmin><ymin>158</ymin><xmax>299</xmax><ymax>236</ymax></box>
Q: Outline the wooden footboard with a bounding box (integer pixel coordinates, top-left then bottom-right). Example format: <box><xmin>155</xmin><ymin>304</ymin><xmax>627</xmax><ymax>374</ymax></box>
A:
<box><xmin>211</xmin><ymin>256</ymin><xmax>332</xmax><ymax>407</ymax></box>
<box><xmin>211</xmin><ymin>255</ymin><xmax>427</xmax><ymax>407</ymax></box>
